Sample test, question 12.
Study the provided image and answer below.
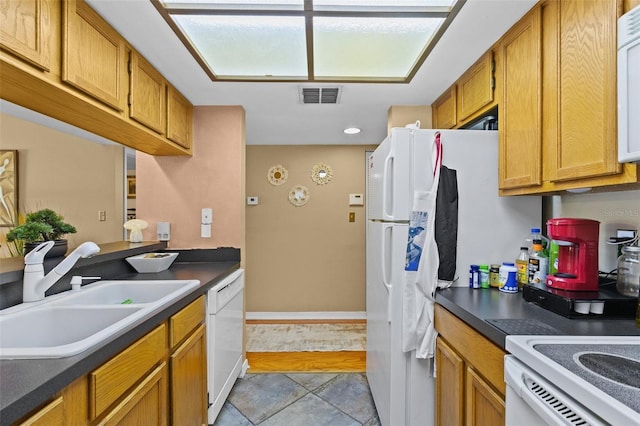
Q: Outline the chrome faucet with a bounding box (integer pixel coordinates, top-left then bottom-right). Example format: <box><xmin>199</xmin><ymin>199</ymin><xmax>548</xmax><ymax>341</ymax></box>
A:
<box><xmin>23</xmin><ymin>241</ymin><xmax>100</xmax><ymax>302</ymax></box>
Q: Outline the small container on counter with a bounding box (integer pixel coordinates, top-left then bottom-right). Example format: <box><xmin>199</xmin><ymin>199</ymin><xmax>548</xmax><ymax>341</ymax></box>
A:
<box><xmin>469</xmin><ymin>264</ymin><xmax>480</xmax><ymax>288</ymax></box>
<box><xmin>489</xmin><ymin>264</ymin><xmax>501</xmax><ymax>288</ymax></box>
<box><xmin>479</xmin><ymin>265</ymin><xmax>490</xmax><ymax>288</ymax></box>
<box><xmin>499</xmin><ymin>262</ymin><xmax>518</xmax><ymax>293</ymax></box>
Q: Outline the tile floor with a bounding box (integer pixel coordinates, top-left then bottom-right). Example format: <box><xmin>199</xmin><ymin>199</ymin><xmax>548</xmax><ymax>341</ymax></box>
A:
<box><xmin>212</xmin><ymin>373</ymin><xmax>380</xmax><ymax>426</ymax></box>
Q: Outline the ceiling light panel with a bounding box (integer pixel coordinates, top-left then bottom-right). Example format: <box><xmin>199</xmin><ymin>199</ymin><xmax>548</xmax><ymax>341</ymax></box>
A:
<box><xmin>173</xmin><ymin>14</ymin><xmax>307</xmax><ymax>78</ymax></box>
<box><xmin>155</xmin><ymin>0</ymin><xmax>461</xmax><ymax>82</ymax></box>
<box><xmin>313</xmin><ymin>16</ymin><xmax>444</xmax><ymax>80</ymax></box>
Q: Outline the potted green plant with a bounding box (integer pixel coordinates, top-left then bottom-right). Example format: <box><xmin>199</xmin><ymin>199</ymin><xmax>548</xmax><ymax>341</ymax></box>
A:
<box><xmin>6</xmin><ymin>208</ymin><xmax>77</xmax><ymax>257</ymax></box>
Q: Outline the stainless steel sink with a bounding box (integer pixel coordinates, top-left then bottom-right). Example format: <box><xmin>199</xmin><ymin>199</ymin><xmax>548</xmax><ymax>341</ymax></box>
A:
<box><xmin>0</xmin><ymin>279</ymin><xmax>200</xmax><ymax>359</ymax></box>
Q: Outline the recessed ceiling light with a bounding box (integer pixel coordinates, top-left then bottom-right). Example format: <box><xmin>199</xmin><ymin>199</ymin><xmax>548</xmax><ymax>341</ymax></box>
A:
<box><xmin>344</xmin><ymin>127</ymin><xmax>361</xmax><ymax>135</ymax></box>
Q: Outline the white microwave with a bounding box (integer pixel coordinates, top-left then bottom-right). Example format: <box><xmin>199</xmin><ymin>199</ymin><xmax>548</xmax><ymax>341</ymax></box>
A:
<box><xmin>618</xmin><ymin>5</ymin><xmax>640</xmax><ymax>163</ymax></box>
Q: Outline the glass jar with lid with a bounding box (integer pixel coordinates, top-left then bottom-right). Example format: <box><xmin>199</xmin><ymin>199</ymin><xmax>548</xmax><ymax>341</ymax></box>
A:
<box><xmin>616</xmin><ymin>246</ymin><xmax>640</xmax><ymax>297</ymax></box>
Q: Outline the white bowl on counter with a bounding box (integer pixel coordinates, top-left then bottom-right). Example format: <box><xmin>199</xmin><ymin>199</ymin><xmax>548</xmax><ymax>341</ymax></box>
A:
<box><xmin>126</xmin><ymin>252</ymin><xmax>178</xmax><ymax>273</ymax></box>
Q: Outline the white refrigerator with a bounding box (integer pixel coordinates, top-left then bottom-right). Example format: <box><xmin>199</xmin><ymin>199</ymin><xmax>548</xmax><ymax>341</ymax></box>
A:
<box><xmin>366</xmin><ymin>128</ymin><xmax>541</xmax><ymax>426</ymax></box>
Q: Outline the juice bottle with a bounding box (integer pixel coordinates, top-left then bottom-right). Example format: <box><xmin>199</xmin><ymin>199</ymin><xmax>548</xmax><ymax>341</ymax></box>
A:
<box><xmin>528</xmin><ymin>240</ymin><xmax>549</xmax><ymax>285</ymax></box>
<box><xmin>515</xmin><ymin>247</ymin><xmax>529</xmax><ymax>288</ymax></box>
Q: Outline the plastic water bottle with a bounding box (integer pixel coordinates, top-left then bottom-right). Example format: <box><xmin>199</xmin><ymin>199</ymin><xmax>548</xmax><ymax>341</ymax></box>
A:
<box><xmin>525</xmin><ymin>228</ymin><xmax>550</xmax><ymax>255</ymax></box>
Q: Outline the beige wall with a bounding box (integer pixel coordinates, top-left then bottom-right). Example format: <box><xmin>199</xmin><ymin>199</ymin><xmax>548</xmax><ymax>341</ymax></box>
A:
<box><xmin>136</xmin><ymin>106</ymin><xmax>245</xmax><ymax>254</ymax></box>
<box><xmin>245</xmin><ymin>145</ymin><xmax>376</xmax><ymax>313</ymax></box>
<box><xmin>0</xmin><ymin>113</ymin><xmax>124</xmax><ymax>257</ymax></box>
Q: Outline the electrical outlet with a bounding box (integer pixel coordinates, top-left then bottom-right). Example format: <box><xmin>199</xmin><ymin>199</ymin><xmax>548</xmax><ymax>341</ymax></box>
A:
<box><xmin>98</xmin><ymin>210</ymin><xmax>106</xmax><ymax>221</ymax></box>
<box><xmin>349</xmin><ymin>212</ymin><xmax>355</xmax><ymax>222</ymax></box>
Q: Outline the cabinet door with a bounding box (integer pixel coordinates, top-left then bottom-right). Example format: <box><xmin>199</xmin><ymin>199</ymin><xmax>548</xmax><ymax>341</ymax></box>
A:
<box><xmin>465</xmin><ymin>367</ymin><xmax>505</xmax><ymax>426</ymax></box>
<box><xmin>99</xmin><ymin>363</ymin><xmax>169</xmax><ymax>426</ymax></box>
<box><xmin>170</xmin><ymin>324</ymin><xmax>207</xmax><ymax>426</ymax></box>
<box><xmin>432</xmin><ymin>86</ymin><xmax>457</xmax><ymax>129</ymax></box>
<box><xmin>435</xmin><ymin>337</ymin><xmax>465</xmax><ymax>426</ymax></box>
<box><xmin>129</xmin><ymin>50</ymin><xmax>166</xmax><ymax>134</ymax></box>
<box><xmin>456</xmin><ymin>52</ymin><xmax>494</xmax><ymax>122</ymax></box>
<box><xmin>18</xmin><ymin>396</ymin><xmax>63</xmax><ymax>426</ymax></box>
<box><xmin>62</xmin><ymin>0</ymin><xmax>126</xmax><ymax>111</ymax></box>
<box><xmin>548</xmin><ymin>0</ymin><xmax>621</xmax><ymax>182</ymax></box>
<box><xmin>498</xmin><ymin>7</ymin><xmax>542</xmax><ymax>189</ymax></box>
<box><xmin>0</xmin><ymin>0</ymin><xmax>51</xmax><ymax>71</ymax></box>
<box><xmin>166</xmin><ymin>85</ymin><xmax>193</xmax><ymax>149</ymax></box>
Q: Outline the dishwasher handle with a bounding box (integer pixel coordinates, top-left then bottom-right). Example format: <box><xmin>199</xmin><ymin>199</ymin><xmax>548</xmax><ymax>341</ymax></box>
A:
<box><xmin>208</xmin><ymin>269</ymin><xmax>244</xmax><ymax>313</ymax></box>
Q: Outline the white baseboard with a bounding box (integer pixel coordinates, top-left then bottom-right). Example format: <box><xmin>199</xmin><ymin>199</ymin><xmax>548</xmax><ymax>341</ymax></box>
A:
<box><xmin>246</xmin><ymin>311</ymin><xmax>366</xmax><ymax>321</ymax></box>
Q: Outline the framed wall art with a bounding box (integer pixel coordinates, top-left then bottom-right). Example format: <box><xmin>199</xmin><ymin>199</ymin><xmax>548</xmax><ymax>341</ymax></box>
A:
<box><xmin>127</xmin><ymin>177</ymin><xmax>136</xmax><ymax>198</ymax></box>
<box><xmin>0</xmin><ymin>150</ymin><xmax>18</xmax><ymax>227</ymax></box>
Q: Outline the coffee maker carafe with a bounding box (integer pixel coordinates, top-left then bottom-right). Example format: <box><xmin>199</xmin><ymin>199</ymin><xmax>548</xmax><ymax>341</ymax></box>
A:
<box><xmin>546</xmin><ymin>218</ymin><xmax>600</xmax><ymax>291</ymax></box>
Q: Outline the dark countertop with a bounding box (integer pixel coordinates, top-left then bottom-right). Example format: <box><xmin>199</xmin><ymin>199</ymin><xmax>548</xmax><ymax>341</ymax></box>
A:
<box><xmin>0</xmin><ymin>257</ymin><xmax>240</xmax><ymax>425</ymax></box>
<box><xmin>435</xmin><ymin>287</ymin><xmax>640</xmax><ymax>350</ymax></box>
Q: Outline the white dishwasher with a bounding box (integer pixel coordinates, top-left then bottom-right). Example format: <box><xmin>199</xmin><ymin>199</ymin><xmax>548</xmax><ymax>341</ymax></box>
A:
<box><xmin>207</xmin><ymin>268</ymin><xmax>246</xmax><ymax>424</ymax></box>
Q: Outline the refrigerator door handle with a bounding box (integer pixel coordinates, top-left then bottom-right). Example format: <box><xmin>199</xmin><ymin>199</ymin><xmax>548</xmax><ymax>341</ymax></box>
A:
<box><xmin>382</xmin><ymin>223</ymin><xmax>394</xmax><ymax>323</ymax></box>
<box><xmin>382</xmin><ymin>150</ymin><xmax>395</xmax><ymax>220</ymax></box>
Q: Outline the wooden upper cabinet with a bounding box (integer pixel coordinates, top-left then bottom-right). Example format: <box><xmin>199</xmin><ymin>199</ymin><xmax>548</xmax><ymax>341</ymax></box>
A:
<box><xmin>498</xmin><ymin>6</ymin><xmax>542</xmax><ymax>190</ymax></box>
<box><xmin>0</xmin><ymin>0</ymin><xmax>51</xmax><ymax>71</ymax></box>
<box><xmin>166</xmin><ymin>85</ymin><xmax>193</xmax><ymax>149</ymax></box>
<box><xmin>456</xmin><ymin>52</ymin><xmax>494</xmax><ymax>122</ymax></box>
<box><xmin>129</xmin><ymin>51</ymin><xmax>166</xmax><ymax>134</ymax></box>
<box><xmin>432</xmin><ymin>86</ymin><xmax>457</xmax><ymax>129</ymax></box>
<box><xmin>547</xmin><ymin>0</ymin><xmax>621</xmax><ymax>183</ymax></box>
<box><xmin>62</xmin><ymin>0</ymin><xmax>126</xmax><ymax>111</ymax></box>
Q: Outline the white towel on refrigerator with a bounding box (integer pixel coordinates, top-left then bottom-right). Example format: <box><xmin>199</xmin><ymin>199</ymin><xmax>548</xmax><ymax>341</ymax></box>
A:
<box><xmin>402</xmin><ymin>131</ymin><xmax>447</xmax><ymax>360</ymax></box>
<box><xmin>402</xmin><ymin>143</ymin><xmax>441</xmax><ymax>356</ymax></box>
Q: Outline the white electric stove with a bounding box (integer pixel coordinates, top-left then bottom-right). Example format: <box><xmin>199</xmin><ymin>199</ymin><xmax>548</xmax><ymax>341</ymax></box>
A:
<box><xmin>505</xmin><ymin>335</ymin><xmax>640</xmax><ymax>425</ymax></box>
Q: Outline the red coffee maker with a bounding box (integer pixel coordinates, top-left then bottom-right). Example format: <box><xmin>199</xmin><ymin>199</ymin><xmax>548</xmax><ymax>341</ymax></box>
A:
<box><xmin>546</xmin><ymin>218</ymin><xmax>600</xmax><ymax>291</ymax></box>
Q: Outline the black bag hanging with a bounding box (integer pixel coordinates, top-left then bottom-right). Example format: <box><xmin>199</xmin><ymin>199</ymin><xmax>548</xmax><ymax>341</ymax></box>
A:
<box><xmin>435</xmin><ymin>163</ymin><xmax>458</xmax><ymax>282</ymax></box>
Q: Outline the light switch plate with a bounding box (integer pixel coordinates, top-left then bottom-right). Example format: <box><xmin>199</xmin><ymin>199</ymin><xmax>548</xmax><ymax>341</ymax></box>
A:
<box><xmin>247</xmin><ymin>196</ymin><xmax>259</xmax><ymax>205</ymax></box>
<box><xmin>202</xmin><ymin>208</ymin><xmax>212</xmax><ymax>224</ymax></box>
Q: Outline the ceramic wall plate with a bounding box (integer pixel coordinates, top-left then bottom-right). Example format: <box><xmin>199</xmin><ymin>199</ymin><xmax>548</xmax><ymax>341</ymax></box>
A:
<box><xmin>289</xmin><ymin>185</ymin><xmax>310</xmax><ymax>206</ymax></box>
<box><xmin>311</xmin><ymin>162</ymin><xmax>333</xmax><ymax>185</ymax></box>
<box><xmin>268</xmin><ymin>165</ymin><xmax>288</xmax><ymax>185</ymax></box>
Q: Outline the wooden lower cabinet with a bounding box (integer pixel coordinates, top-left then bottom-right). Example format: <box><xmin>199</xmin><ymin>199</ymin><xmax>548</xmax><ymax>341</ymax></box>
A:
<box><xmin>170</xmin><ymin>324</ymin><xmax>207</xmax><ymax>425</ymax></box>
<box><xmin>435</xmin><ymin>337</ymin><xmax>464</xmax><ymax>426</ymax></box>
<box><xmin>434</xmin><ymin>305</ymin><xmax>506</xmax><ymax>426</ymax></box>
<box><xmin>465</xmin><ymin>367</ymin><xmax>505</xmax><ymax>426</ymax></box>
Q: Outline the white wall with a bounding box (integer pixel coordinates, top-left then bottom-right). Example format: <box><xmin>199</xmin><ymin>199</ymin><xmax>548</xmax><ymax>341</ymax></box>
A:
<box><xmin>549</xmin><ymin>189</ymin><xmax>640</xmax><ymax>272</ymax></box>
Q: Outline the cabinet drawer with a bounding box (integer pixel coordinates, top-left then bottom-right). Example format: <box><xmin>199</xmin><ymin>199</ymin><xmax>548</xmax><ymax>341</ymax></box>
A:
<box><xmin>90</xmin><ymin>324</ymin><xmax>167</xmax><ymax>420</ymax></box>
<box><xmin>169</xmin><ymin>296</ymin><xmax>205</xmax><ymax>349</ymax></box>
<box><xmin>434</xmin><ymin>305</ymin><xmax>505</xmax><ymax>396</ymax></box>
